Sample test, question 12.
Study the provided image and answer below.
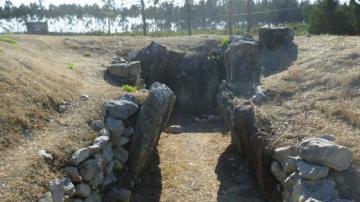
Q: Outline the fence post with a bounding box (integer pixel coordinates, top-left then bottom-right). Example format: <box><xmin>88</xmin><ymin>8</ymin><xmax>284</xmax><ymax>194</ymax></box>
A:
<box><xmin>246</xmin><ymin>0</ymin><xmax>251</xmax><ymax>33</ymax></box>
<box><xmin>228</xmin><ymin>0</ymin><xmax>233</xmax><ymax>36</ymax></box>
<box><xmin>141</xmin><ymin>0</ymin><xmax>146</xmax><ymax>36</ymax></box>
<box><xmin>186</xmin><ymin>0</ymin><xmax>192</xmax><ymax>36</ymax></box>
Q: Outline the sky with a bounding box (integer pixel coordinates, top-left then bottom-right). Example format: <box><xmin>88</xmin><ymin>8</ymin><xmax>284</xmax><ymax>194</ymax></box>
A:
<box><xmin>0</xmin><ymin>0</ymin><xmax>200</xmax><ymax>7</ymax></box>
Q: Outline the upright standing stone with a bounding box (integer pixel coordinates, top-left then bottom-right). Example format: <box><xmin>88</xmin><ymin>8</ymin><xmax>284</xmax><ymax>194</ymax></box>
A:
<box><xmin>224</xmin><ymin>40</ymin><xmax>260</xmax><ymax>96</ymax></box>
<box><xmin>128</xmin><ymin>82</ymin><xmax>176</xmax><ymax>176</ymax></box>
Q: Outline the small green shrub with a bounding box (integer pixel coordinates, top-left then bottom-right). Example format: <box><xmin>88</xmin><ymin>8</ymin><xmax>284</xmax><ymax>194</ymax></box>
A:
<box><xmin>67</xmin><ymin>63</ymin><xmax>76</xmax><ymax>70</ymax></box>
<box><xmin>122</xmin><ymin>84</ymin><xmax>138</xmax><ymax>93</ymax></box>
<box><xmin>0</xmin><ymin>35</ymin><xmax>17</xmax><ymax>45</ymax></box>
<box><xmin>220</xmin><ymin>36</ymin><xmax>231</xmax><ymax>49</ymax></box>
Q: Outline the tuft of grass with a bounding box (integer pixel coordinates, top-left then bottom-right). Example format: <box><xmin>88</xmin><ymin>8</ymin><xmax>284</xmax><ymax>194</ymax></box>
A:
<box><xmin>220</xmin><ymin>36</ymin><xmax>231</xmax><ymax>48</ymax></box>
<box><xmin>67</xmin><ymin>63</ymin><xmax>76</xmax><ymax>70</ymax></box>
<box><xmin>0</xmin><ymin>35</ymin><xmax>17</xmax><ymax>45</ymax></box>
<box><xmin>122</xmin><ymin>84</ymin><xmax>137</xmax><ymax>93</ymax></box>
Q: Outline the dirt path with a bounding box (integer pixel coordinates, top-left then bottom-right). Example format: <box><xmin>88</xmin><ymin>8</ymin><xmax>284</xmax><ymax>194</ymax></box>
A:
<box><xmin>132</xmin><ymin>114</ymin><xmax>263</xmax><ymax>202</ymax></box>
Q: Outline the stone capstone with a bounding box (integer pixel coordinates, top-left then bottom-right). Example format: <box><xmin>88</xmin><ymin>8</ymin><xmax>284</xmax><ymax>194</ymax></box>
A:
<box><xmin>104</xmin><ymin>99</ymin><xmax>139</xmax><ymax>120</ymax></box>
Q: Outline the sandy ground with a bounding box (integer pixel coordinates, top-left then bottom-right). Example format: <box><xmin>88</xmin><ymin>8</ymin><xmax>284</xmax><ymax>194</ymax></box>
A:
<box><xmin>132</xmin><ymin>114</ymin><xmax>263</xmax><ymax>202</ymax></box>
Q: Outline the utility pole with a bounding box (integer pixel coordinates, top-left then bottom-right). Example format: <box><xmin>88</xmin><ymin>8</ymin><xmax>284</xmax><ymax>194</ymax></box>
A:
<box><xmin>186</xmin><ymin>0</ymin><xmax>192</xmax><ymax>36</ymax></box>
<box><xmin>228</xmin><ymin>0</ymin><xmax>233</xmax><ymax>36</ymax></box>
<box><xmin>246</xmin><ymin>0</ymin><xmax>251</xmax><ymax>33</ymax></box>
<box><xmin>200</xmin><ymin>0</ymin><xmax>206</xmax><ymax>30</ymax></box>
<box><xmin>140</xmin><ymin>0</ymin><xmax>146</xmax><ymax>36</ymax></box>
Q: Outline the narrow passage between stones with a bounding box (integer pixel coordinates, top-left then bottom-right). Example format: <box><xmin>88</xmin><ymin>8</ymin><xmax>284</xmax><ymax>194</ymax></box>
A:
<box><xmin>131</xmin><ymin>113</ymin><xmax>263</xmax><ymax>202</ymax></box>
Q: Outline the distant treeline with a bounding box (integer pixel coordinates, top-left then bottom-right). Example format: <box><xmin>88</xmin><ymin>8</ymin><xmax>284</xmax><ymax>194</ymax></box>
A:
<box><xmin>0</xmin><ymin>0</ymin><xmax>359</xmax><ymax>35</ymax></box>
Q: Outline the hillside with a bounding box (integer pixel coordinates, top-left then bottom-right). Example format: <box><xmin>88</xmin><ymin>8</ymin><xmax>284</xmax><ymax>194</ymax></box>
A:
<box><xmin>0</xmin><ymin>34</ymin><xmax>359</xmax><ymax>201</ymax></box>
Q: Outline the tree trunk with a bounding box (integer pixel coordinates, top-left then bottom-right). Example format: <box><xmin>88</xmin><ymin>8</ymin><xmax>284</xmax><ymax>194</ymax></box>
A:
<box><xmin>141</xmin><ymin>0</ymin><xmax>146</xmax><ymax>36</ymax></box>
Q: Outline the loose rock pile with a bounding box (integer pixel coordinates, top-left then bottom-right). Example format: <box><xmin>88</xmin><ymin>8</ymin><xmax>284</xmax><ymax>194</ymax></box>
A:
<box><xmin>40</xmin><ymin>82</ymin><xmax>175</xmax><ymax>202</ymax></box>
<box><xmin>271</xmin><ymin>136</ymin><xmax>354</xmax><ymax>202</ymax></box>
<box><xmin>106</xmin><ymin>56</ymin><xmax>143</xmax><ymax>88</ymax></box>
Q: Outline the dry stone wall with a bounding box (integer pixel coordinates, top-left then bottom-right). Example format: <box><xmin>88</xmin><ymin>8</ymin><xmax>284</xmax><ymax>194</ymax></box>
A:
<box><xmin>39</xmin><ymin>82</ymin><xmax>175</xmax><ymax>202</ymax></box>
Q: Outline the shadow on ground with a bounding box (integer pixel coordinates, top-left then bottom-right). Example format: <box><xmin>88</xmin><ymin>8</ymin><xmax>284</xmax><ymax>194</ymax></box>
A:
<box><xmin>261</xmin><ymin>42</ymin><xmax>298</xmax><ymax>76</ymax></box>
<box><xmin>216</xmin><ymin>144</ymin><xmax>264</xmax><ymax>202</ymax></box>
<box><xmin>130</xmin><ymin>149</ymin><xmax>162</xmax><ymax>202</ymax></box>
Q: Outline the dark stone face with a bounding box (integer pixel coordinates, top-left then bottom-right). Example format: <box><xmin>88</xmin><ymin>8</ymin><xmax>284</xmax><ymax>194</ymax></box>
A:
<box><xmin>136</xmin><ymin>41</ymin><xmax>226</xmax><ymax>113</ymax></box>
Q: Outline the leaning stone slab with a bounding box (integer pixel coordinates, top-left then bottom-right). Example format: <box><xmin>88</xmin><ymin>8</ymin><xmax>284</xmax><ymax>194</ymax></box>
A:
<box><xmin>298</xmin><ymin>138</ymin><xmax>353</xmax><ymax>171</ymax></box>
<box><xmin>298</xmin><ymin>160</ymin><xmax>329</xmax><ymax>180</ymax></box>
<box><xmin>291</xmin><ymin>179</ymin><xmax>339</xmax><ymax>202</ymax></box>
<box><xmin>128</xmin><ymin>82</ymin><xmax>175</xmax><ymax>176</ymax></box>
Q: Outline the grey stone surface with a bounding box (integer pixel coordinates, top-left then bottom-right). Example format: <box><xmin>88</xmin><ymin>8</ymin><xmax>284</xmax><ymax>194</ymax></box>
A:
<box><xmin>113</xmin><ymin>146</ymin><xmax>129</xmax><ymax>164</ymax></box>
<box><xmin>284</xmin><ymin>172</ymin><xmax>300</xmax><ymax>191</ymax></box>
<box><xmin>298</xmin><ymin>160</ymin><xmax>329</xmax><ymax>180</ymax></box>
<box><xmin>105</xmin><ymin>117</ymin><xmax>125</xmax><ymax>142</ymax></box>
<box><xmin>128</xmin><ymin>82</ymin><xmax>176</xmax><ymax>176</ymax></box>
<box><xmin>122</xmin><ymin>127</ymin><xmax>134</xmax><ymax>137</ymax></box>
<box><xmin>320</xmin><ymin>134</ymin><xmax>336</xmax><ymax>142</ymax></box>
<box><xmin>290</xmin><ymin>179</ymin><xmax>338</xmax><ymax>202</ymax></box>
<box><xmin>93</xmin><ymin>136</ymin><xmax>110</xmax><ymax>149</ymax></box>
<box><xmin>49</xmin><ymin>179</ymin><xmax>65</xmax><ymax>202</ymax></box>
<box><xmin>104</xmin><ymin>99</ymin><xmax>139</xmax><ymax>120</ymax></box>
<box><xmin>112</xmin><ymin>136</ymin><xmax>130</xmax><ymax>146</ymax></box>
<box><xmin>102</xmin><ymin>144</ymin><xmax>114</xmax><ymax>164</ymax></box>
<box><xmin>63</xmin><ymin>177</ymin><xmax>75</xmax><ymax>197</ymax></box>
<box><xmin>84</xmin><ymin>191</ymin><xmax>102</xmax><ymax>202</ymax></box>
<box><xmin>104</xmin><ymin>188</ymin><xmax>131</xmax><ymax>202</ymax></box>
<box><xmin>69</xmin><ymin>148</ymin><xmax>90</xmax><ymax>166</ymax></box>
<box><xmin>64</xmin><ymin>167</ymin><xmax>82</xmax><ymax>183</ymax></box>
<box><xmin>98</xmin><ymin>128</ymin><xmax>110</xmax><ymax>137</ymax></box>
<box><xmin>79</xmin><ymin>159</ymin><xmax>102</xmax><ymax>181</ymax></box>
<box><xmin>271</xmin><ymin>160</ymin><xmax>286</xmax><ymax>183</ymax></box>
<box><xmin>298</xmin><ymin>138</ymin><xmax>353</xmax><ymax>171</ymax></box>
<box><xmin>75</xmin><ymin>183</ymin><xmax>91</xmax><ymax>198</ymax></box>
<box><xmin>273</xmin><ymin>146</ymin><xmax>298</xmax><ymax>166</ymax></box>
<box><xmin>90</xmin><ymin>120</ymin><xmax>105</xmax><ymax>131</ymax></box>
<box><xmin>38</xmin><ymin>192</ymin><xmax>52</xmax><ymax>202</ymax></box>
<box><xmin>284</xmin><ymin>156</ymin><xmax>300</xmax><ymax>173</ymax></box>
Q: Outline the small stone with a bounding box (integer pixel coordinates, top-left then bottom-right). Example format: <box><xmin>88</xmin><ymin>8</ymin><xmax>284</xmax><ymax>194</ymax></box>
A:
<box><xmin>102</xmin><ymin>172</ymin><xmax>117</xmax><ymax>187</ymax></box>
<box><xmin>320</xmin><ymin>134</ymin><xmax>336</xmax><ymax>142</ymax></box>
<box><xmin>104</xmin><ymin>188</ymin><xmax>131</xmax><ymax>202</ymax></box>
<box><xmin>273</xmin><ymin>146</ymin><xmax>298</xmax><ymax>165</ymax></box>
<box><xmin>113</xmin><ymin>159</ymin><xmax>124</xmax><ymax>172</ymax></box>
<box><xmin>102</xmin><ymin>144</ymin><xmax>114</xmax><ymax>164</ymax></box>
<box><xmin>298</xmin><ymin>160</ymin><xmax>329</xmax><ymax>180</ymax></box>
<box><xmin>121</xmin><ymin>93</ymin><xmax>137</xmax><ymax>103</ymax></box>
<box><xmin>113</xmin><ymin>146</ymin><xmax>129</xmax><ymax>163</ymax></box>
<box><xmin>63</xmin><ymin>177</ymin><xmax>75</xmax><ymax>197</ymax></box>
<box><xmin>79</xmin><ymin>159</ymin><xmax>102</xmax><ymax>181</ymax></box>
<box><xmin>90</xmin><ymin>120</ymin><xmax>105</xmax><ymax>131</ymax></box>
<box><xmin>38</xmin><ymin>149</ymin><xmax>53</xmax><ymax>161</ymax></box>
<box><xmin>252</xmin><ymin>90</ymin><xmax>266</xmax><ymax>104</ymax></box>
<box><xmin>75</xmin><ymin>183</ymin><xmax>91</xmax><ymax>198</ymax></box>
<box><xmin>98</xmin><ymin>128</ymin><xmax>110</xmax><ymax>137</ymax></box>
<box><xmin>284</xmin><ymin>172</ymin><xmax>299</xmax><ymax>191</ymax></box>
<box><xmin>94</xmin><ymin>136</ymin><xmax>110</xmax><ymax>149</ymax></box>
<box><xmin>105</xmin><ymin>117</ymin><xmax>125</xmax><ymax>139</ymax></box>
<box><xmin>80</xmin><ymin>94</ymin><xmax>90</xmax><ymax>101</ymax></box>
<box><xmin>69</xmin><ymin>148</ymin><xmax>90</xmax><ymax>165</ymax></box>
<box><xmin>298</xmin><ymin>137</ymin><xmax>353</xmax><ymax>171</ymax></box>
<box><xmin>88</xmin><ymin>144</ymin><xmax>102</xmax><ymax>155</ymax></box>
<box><xmin>284</xmin><ymin>156</ymin><xmax>300</xmax><ymax>173</ymax></box>
<box><xmin>89</xmin><ymin>171</ymin><xmax>104</xmax><ymax>189</ymax></box>
<box><xmin>104</xmin><ymin>99</ymin><xmax>139</xmax><ymax>120</ymax></box>
<box><xmin>84</xmin><ymin>191</ymin><xmax>102</xmax><ymax>202</ymax></box>
<box><xmin>291</xmin><ymin>179</ymin><xmax>338</xmax><ymax>202</ymax></box>
<box><xmin>122</xmin><ymin>127</ymin><xmax>134</xmax><ymax>137</ymax></box>
<box><xmin>49</xmin><ymin>179</ymin><xmax>65</xmax><ymax>202</ymax></box>
<box><xmin>112</xmin><ymin>136</ymin><xmax>130</xmax><ymax>146</ymax></box>
<box><xmin>64</xmin><ymin>167</ymin><xmax>82</xmax><ymax>183</ymax></box>
<box><xmin>57</xmin><ymin>105</ymin><xmax>69</xmax><ymax>113</ymax></box>
<box><xmin>164</xmin><ymin>125</ymin><xmax>183</xmax><ymax>134</ymax></box>
<box><xmin>271</xmin><ymin>160</ymin><xmax>286</xmax><ymax>183</ymax></box>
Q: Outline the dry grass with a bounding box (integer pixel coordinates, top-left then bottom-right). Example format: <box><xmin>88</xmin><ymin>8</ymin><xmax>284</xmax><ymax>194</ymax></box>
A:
<box><xmin>259</xmin><ymin>35</ymin><xmax>360</xmax><ymax>166</ymax></box>
<box><xmin>0</xmin><ymin>34</ymin><xmax>222</xmax><ymax>202</ymax></box>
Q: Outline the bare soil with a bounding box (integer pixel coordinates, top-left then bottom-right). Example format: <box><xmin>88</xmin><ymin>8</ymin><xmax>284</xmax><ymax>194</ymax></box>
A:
<box><xmin>132</xmin><ymin>113</ymin><xmax>263</xmax><ymax>202</ymax></box>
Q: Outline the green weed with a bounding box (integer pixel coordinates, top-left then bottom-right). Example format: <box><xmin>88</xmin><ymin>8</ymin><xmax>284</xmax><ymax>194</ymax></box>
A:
<box><xmin>67</xmin><ymin>63</ymin><xmax>76</xmax><ymax>70</ymax></box>
<box><xmin>121</xmin><ymin>84</ymin><xmax>137</xmax><ymax>92</ymax></box>
<box><xmin>0</xmin><ymin>35</ymin><xmax>17</xmax><ymax>45</ymax></box>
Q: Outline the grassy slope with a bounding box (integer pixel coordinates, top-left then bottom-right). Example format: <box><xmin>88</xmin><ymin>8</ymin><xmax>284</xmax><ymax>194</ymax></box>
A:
<box><xmin>259</xmin><ymin>36</ymin><xmax>360</xmax><ymax>166</ymax></box>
